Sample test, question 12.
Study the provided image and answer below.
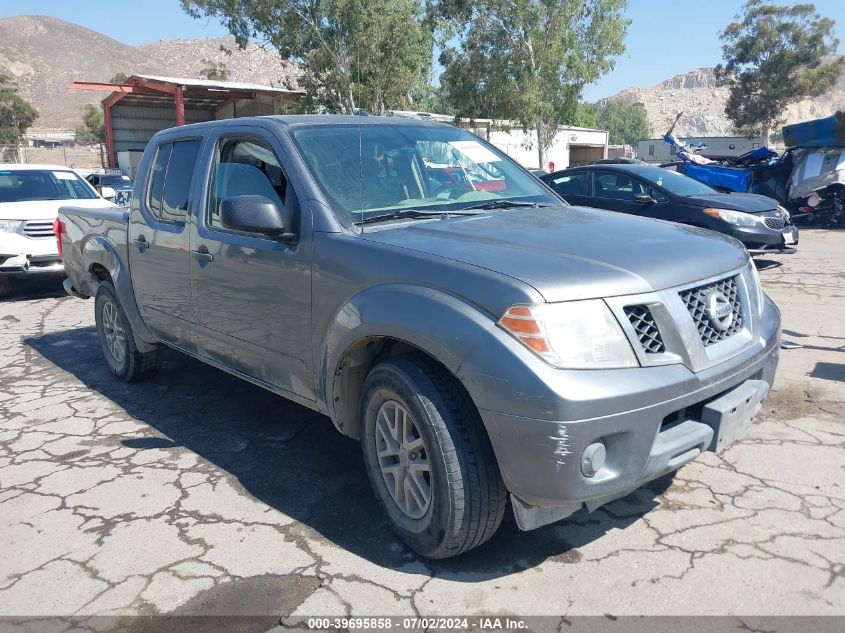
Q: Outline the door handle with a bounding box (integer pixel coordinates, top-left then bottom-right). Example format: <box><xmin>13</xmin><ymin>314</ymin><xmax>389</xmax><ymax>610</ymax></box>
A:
<box><xmin>191</xmin><ymin>249</ymin><xmax>214</xmax><ymax>263</ymax></box>
<box><xmin>132</xmin><ymin>237</ymin><xmax>149</xmax><ymax>249</ymax></box>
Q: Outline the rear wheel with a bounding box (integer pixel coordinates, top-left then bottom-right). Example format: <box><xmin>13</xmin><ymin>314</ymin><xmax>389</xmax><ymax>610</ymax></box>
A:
<box><xmin>360</xmin><ymin>355</ymin><xmax>507</xmax><ymax>559</ymax></box>
<box><xmin>0</xmin><ymin>278</ymin><xmax>11</xmax><ymax>299</ymax></box>
<box><xmin>95</xmin><ymin>283</ymin><xmax>163</xmax><ymax>381</ymax></box>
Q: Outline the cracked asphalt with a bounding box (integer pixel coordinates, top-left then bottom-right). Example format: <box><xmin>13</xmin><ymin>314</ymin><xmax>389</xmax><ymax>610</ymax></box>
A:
<box><xmin>0</xmin><ymin>229</ymin><xmax>843</xmax><ymax>626</ymax></box>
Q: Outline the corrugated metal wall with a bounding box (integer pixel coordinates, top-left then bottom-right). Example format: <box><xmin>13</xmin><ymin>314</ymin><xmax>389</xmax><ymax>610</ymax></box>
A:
<box><xmin>111</xmin><ymin>105</ymin><xmax>212</xmax><ymax>154</ymax></box>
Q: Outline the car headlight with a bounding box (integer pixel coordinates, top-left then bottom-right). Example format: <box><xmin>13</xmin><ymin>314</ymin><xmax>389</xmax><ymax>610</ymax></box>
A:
<box><xmin>0</xmin><ymin>220</ymin><xmax>23</xmax><ymax>233</ymax></box>
<box><xmin>748</xmin><ymin>259</ymin><xmax>765</xmax><ymax>316</ymax></box>
<box><xmin>499</xmin><ymin>300</ymin><xmax>638</xmax><ymax>369</ymax></box>
<box><xmin>776</xmin><ymin>204</ymin><xmax>791</xmax><ymax>221</ymax></box>
<box><xmin>703</xmin><ymin>208</ymin><xmax>762</xmax><ymax>227</ymax></box>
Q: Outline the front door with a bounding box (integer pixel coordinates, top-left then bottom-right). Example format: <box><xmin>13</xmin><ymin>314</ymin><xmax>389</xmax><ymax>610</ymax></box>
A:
<box><xmin>592</xmin><ymin>170</ymin><xmax>649</xmax><ymax>215</ymax></box>
<box><xmin>128</xmin><ymin>137</ymin><xmax>203</xmax><ymax>342</ymax></box>
<box><xmin>188</xmin><ymin>127</ymin><xmax>314</xmax><ymax>401</ymax></box>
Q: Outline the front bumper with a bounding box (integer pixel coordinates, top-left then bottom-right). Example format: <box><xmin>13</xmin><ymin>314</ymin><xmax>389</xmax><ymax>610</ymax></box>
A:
<box><xmin>0</xmin><ymin>232</ymin><xmax>63</xmax><ymax>277</ymax></box>
<box><xmin>728</xmin><ymin>222</ymin><xmax>799</xmax><ymax>255</ymax></box>
<box><xmin>464</xmin><ymin>268</ymin><xmax>781</xmax><ymax>530</ymax></box>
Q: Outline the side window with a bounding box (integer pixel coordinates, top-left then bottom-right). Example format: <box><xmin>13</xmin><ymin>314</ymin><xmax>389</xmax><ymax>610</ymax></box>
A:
<box><xmin>146</xmin><ymin>140</ymin><xmax>201</xmax><ymax>223</ymax></box>
<box><xmin>148</xmin><ymin>143</ymin><xmax>172</xmax><ymax>218</ymax></box>
<box><xmin>650</xmin><ymin>188</ymin><xmax>669</xmax><ymax>203</ymax></box>
<box><xmin>208</xmin><ymin>138</ymin><xmax>286</xmax><ymax>230</ymax></box>
<box><xmin>549</xmin><ymin>172</ymin><xmax>587</xmax><ymax>196</ymax></box>
<box><xmin>594</xmin><ymin>172</ymin><xmax>647</xmax><ymax>200</ymax></box>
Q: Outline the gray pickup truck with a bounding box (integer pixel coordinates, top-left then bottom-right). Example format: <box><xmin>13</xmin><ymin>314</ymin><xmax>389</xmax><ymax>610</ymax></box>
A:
<box><xmin>59</xmin><ymin>115</ymin><xmax>781</xmax><ymax>559</ymax></box>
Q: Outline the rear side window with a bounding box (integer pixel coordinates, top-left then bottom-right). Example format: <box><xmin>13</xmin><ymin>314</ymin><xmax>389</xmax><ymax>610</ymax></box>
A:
<box><xmin>549</xmin><ymin>172</ymin><xmax>587</xmax><ymax>196</ymax></box>
<box><xmin>147</xmin><ymin>140</ymin><xmax>201</xmax><ymax>223</ymax></box>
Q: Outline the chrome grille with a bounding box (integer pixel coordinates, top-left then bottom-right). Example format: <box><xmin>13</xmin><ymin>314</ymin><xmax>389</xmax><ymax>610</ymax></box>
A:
<box><xmin>624</xmin><ymin>305</ymin><xmax>665</xmax><ymax>354</ymax></box>
<box><xmin>763</xmin><ymin>217</ymin><xmax>785</xmax><ymax>230</ymax></box>
<box><xmin>22</xmin><ymin>220</ymin><xmax>55</xmax><ymax>238</ymax></box>
<box><xmin>680</xmin><ymin>276</ymin><xmax>744</xmax><ymax>346</ymax></box>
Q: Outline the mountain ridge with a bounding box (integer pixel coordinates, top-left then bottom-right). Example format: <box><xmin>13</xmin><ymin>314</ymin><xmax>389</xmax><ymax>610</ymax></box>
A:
<box><xmin>0</xmin><ymin>15</ymin><xmax>299</xmax><ymax>129</ymax></box>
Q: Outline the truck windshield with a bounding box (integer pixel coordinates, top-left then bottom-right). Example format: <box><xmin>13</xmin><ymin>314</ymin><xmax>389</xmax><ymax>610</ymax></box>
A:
<box><xmin>0</xmin><ymin>169</ymin><xmax>98</xmax><ymax>202</ymax></box>
<box><xmin>290</xmin><ymin>122</ymin><xmax>558</xmax><ymax>223</ymax></box>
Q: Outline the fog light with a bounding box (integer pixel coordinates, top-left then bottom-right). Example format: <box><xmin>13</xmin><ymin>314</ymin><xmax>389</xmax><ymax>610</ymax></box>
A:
<box><xmin>581</xmin><ymin>442</ymin><xmax>606</xmax><ymax>478</ymax></box>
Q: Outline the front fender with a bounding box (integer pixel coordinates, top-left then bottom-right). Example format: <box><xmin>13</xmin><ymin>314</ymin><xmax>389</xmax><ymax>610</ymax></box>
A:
<box><xmin>323</xmin><ymin>284</ymin><xmax>504</xmax><ymax>435</ymax></box>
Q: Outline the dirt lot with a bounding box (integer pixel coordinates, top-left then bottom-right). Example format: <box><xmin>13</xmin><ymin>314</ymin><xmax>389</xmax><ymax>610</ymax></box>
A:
<box><xmin>0</xmin><ymin>229</ymin><xmax>842</xmax><ymax>627</ymax></box>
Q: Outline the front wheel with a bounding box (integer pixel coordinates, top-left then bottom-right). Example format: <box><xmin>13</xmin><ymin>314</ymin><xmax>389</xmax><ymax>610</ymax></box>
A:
<box><xmin>94</xmin><ymin>283</ymin><xmax>163</xmax><ymax>381</ymax></box>
<box><xmin>360</xmin><ymin>355</ymin><xmax>507</xmax><ymax>558</ymax></box>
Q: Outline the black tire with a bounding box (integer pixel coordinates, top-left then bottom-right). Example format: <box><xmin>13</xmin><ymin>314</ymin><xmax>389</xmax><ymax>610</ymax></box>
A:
<box><xmin>94</xmin><ymin>283</ymin><xmax>163</xmax><ymax>381</ymax></box>
<box><xmin>0</xmin><ymin>278</ymin><xmax>12</xmax><ymax>299</ymax></box>
<box><xmin>360</xmin><ymin>354</ymin><xmax>507</xmax><ymax>558</ymax></box>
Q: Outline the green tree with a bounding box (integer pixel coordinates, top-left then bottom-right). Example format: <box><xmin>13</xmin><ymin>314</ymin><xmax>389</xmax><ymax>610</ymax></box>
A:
<box><xmin>715</xmin><ymin>0</ymin><xmax>844</xmax><ymax>145</ymax></box>
<box><xmin>75</xmin><ymin>104</ymin><xmax>105</xmax><ymax>144</ymax></box>
<box><xmin>180</xmin><ymin>0</ymin><xmax>434</xmax><ymax>115</ymax></box>
<box><xmin>110</xmin><ymin>72</ymin><xmax>129</xmax><ymax>84</ymax></box>
<box><xmin>570</xmin><ymin>102</ymin><xmax>598</xmax><ymax>128</ymax></box>
<box><xmin>596</xmin><ymin>99</ymin><xmax>649</xmax><ymax>145</ymax></box>
<box><xmin>0</xmin><ymin>74</ymin><xmax>38</xmax><ymax>153</ymax></box>
<box><xmin>439</xmin><ymin>0</ymin><xmax>629</xmax><ymax>167</ymax></box>
<box><xmin>75</xmin><ymin>104</ymin><xmax>106</xmax><ymax>167</ymax></box>
<box><xmin>200</xmin><ymin>59</ymin><xmax>230</xmax><ymax>81</ymax></box>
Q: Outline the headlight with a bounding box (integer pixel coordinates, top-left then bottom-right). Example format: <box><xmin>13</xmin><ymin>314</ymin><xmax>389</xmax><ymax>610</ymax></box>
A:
<box><xmin>703</xmin><ymin>208</ymin><xmax>762</xmax><ymax>227</ymax></box>
<box><xmin>776</xmin><ymin>204</ymin><xmax>791</xmax><ymax>221</ymax></box>
<box><xmin>748</xmin><ymin>260</ymin><xmax>765</xmax><ymax>315</ymax></box>
<box><xmin>0</xmin><ymin>220</ymin><xmax>22</xmax><ymax>233</ymax></box>
<box><xmin>499</xmin><ymin>300</ymin><xmax>638</xmax><ymax>369</ymax></box>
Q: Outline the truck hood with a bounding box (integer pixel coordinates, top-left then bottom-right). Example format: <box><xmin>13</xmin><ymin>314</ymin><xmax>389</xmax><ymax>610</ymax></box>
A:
<box><xmin>361</xmin><ymin>206</ymin><xmax>749</xmax><ymax>302</ymax></box>
<box><xmin>681</xmin><ymin>192</ymin><xmax>777</xmax><ymax>213</ymax></box>
<box><xmin>0</xmin><ymin>198</ymin><xmax>114</xmax><ymax>221</ymax></box>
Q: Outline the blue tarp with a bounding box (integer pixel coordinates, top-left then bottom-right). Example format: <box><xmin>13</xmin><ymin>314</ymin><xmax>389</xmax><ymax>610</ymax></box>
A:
<box><xmin>684</xmin><ymin>162</ymin><xmax>752</xmax><ymax>192</ymax></box>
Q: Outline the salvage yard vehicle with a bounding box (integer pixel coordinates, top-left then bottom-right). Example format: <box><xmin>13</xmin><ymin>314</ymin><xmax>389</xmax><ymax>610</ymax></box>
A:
<box><xmin>58</xmin><ymin>115</ymin><xmax>781</xmax><ymax>559</ymax></box>
<box><xmin>541</xmin><ymin>164</ymin><xmax>798</xmax><ymax>255</ymax></box>
<box><xmin>0</xmin><ymin>163</ymin><xmax>116</xmax><ymax>299</ymax></box>
<box><xmin>86</xmin><ymin>172</ymin><xmax>133</xmax><ymax>208</ymax></box>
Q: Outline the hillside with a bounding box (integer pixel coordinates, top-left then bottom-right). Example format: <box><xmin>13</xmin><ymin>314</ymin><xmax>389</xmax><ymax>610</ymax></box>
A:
<box><xmin>603</xmin><ymin>63</ymin><xmax>845</xmax><ymax>138</ymax></box>
<box><xmin>0</xmin><ymin>15</ymin><xmax>300</xmax><ymax>129</ymax></box>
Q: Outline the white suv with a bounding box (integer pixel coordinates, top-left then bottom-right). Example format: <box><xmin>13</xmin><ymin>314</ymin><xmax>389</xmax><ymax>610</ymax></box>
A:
<box><xmin>0</xmin><ymin>164</ymin><xmax>116</xmax><ymax>298</ymax></box>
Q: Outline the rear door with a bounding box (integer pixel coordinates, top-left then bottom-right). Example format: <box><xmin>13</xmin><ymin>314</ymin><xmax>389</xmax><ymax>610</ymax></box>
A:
<box><xmin>128</xmin><ymin>136</ymin><xmax>202</xmax><ymax>342</ymax></box>
<box><xmin>188</xmin><ymin>125</ymin><xmax>314</xmax><ymax>401</ymax></box>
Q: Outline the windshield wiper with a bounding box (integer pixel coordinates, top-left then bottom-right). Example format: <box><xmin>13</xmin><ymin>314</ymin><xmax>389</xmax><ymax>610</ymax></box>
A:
<box><xmin>355</xmin><ymin>209</ymin><xmax>479</xmax><ymax>225</ymax></box>
<box><xmin>461</xmin><ymin>199</ymin><xmax>548</xmax><ymax>210</ymax></box>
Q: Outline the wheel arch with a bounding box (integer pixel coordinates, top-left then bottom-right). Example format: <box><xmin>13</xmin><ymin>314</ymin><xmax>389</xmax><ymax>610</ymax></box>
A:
<box><xmin>78</xmin><ymin>236</ymin><xmax>160</xmax><ymax>352</ymax></box>
<box><xmin>322</xmin><ymin>284</ymin><xmax>495</xmax><ymax>440</ymax></box>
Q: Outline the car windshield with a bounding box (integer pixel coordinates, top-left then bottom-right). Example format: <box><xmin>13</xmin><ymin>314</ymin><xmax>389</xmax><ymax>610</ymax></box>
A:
<box><xmin>0</xmin><ymin>169</ymin><xmax>98</xmax><ymax>202</ymax></box>
<box><xmin>636</xmin><ymin>166</ymin><xmax>717</xmax><ymax>196</ymax></box>
<box><xmin>290</xmin><ymin>122</ymin><xmax>558</xmax><ymax>223</ymax></box>
<box><xmin>99</xmin><ymin>175</ymin><xmax>131</xmax><ymax>186</ymax></box>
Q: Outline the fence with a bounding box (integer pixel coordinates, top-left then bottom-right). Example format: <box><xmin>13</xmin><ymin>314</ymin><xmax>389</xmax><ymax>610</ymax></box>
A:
<box><xmin>1</xmin><ymin>144</ymin><xmax>106</xmax><ymax>171</ymax></box>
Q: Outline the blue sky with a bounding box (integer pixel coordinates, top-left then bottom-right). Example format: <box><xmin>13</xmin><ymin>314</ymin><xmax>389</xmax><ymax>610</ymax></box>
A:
<box><xmin>2</xmin><ymin>0</ymin><xmax>844</xmax><ymax>100</ymax></box>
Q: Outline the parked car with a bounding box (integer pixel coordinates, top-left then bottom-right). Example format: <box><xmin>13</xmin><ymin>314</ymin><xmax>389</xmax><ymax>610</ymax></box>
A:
<box><xmin>86</xmin><ymin>172</ymin><xmax>133</xmax><ymax>207</ymax></box>
<box><xmin>541</xmin><ymin>164</ymin><xmax>798</xmax><ymax>255</ymax></box>
<box><xmin>59</xmin><ymin>116</ymin><xmax>780</xmax><ymax>558</ymax></box>
<box><xmin>0</xmin><ymin>164</ymin><xmax>116</xmax><ymax>298</ymax></box>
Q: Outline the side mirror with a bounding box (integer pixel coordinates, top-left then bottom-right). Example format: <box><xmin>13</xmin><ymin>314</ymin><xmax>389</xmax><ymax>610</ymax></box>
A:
<box><xmin>100</xmin><ymin>186</ymin><xmax>117</xmax><ymax>201</ymax></box>
<box><xmin>220</xmin><ymin>195</ymin><xmax>294</xmax><ymax>240</ymax></box>
<box><xmin>632</xmin><ymin>193</ymin><xmax>655</xmax><ymax>205</ymax></box>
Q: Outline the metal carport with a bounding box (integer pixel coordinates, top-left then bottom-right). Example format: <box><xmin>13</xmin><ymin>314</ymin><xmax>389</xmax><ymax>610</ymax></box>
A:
<box><xmin>72</xmin><ymin>75</ymin><xmax>300</xmax><ymax>169</ymax></box>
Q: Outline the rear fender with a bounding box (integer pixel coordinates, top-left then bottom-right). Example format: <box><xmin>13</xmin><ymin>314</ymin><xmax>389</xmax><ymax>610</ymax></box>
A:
<box><xmin>77</xmin><ymin>234</ymin><xmax>160</xmax><ymax>352</ymax></box>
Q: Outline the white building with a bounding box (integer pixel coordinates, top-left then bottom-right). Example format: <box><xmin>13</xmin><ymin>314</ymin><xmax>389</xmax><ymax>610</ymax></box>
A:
<box><xmin>637</xmin><ymin>135</ymin><xmax>768</xmax><ymax>164</ymax></box>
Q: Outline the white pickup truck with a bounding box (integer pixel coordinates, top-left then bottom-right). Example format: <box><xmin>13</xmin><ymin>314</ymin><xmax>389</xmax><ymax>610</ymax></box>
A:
<box><xmin>0</xmin><ymin>163</ymin><xmax>116</xmax><ymax>298</ymax></box>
